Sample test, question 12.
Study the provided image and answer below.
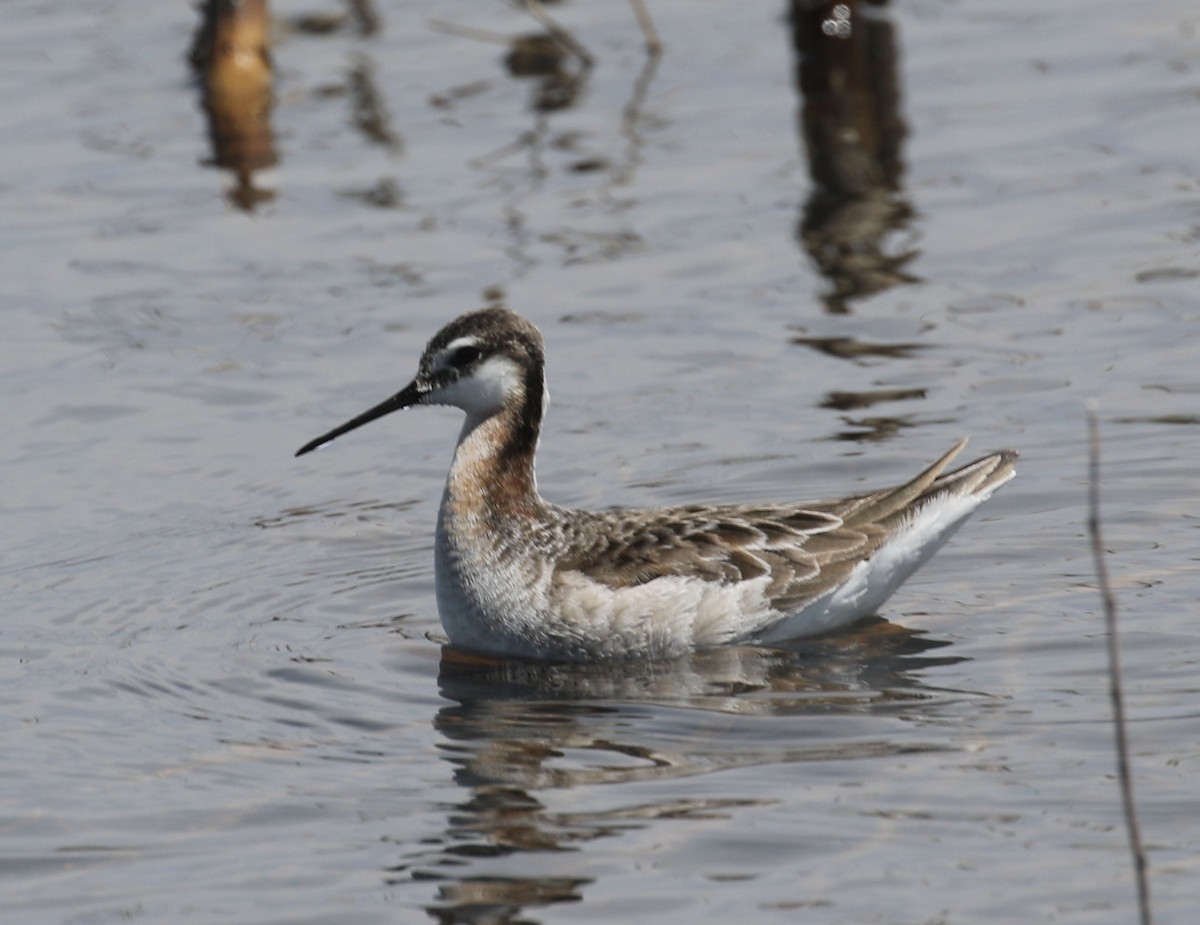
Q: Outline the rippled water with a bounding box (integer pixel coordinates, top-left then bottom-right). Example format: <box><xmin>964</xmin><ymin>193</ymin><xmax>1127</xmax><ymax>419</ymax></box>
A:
<box><xmin>4</xmin><ymin>1</ymin><xmax>1198</xmax><ymax>922</ymax></box>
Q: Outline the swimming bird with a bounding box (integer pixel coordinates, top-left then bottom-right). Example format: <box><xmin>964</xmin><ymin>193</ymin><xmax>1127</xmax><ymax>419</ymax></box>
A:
<box><xmin>296</xmin><ymin>307</ymin><xmax>1016</xmax><ymax>661</ymax></box>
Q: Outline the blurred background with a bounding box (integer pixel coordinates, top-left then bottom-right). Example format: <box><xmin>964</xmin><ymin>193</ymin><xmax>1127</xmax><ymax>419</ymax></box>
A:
<box><xmin>3</xmin><ymin>2</ymin><xmax>1197</xmax><ymax>922</ymax></box>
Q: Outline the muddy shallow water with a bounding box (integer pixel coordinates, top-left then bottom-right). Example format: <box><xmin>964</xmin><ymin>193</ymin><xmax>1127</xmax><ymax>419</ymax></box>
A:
<box><xmin>3</xmin><ymin>1</ymin><xmax>1198</xmax><ymax>922</ymax></box>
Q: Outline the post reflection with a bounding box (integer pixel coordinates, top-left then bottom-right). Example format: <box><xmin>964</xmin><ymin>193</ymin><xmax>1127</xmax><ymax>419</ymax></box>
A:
<box><xmin>190</xmin><ymin>0</ymin><xmax>277</xmax><ymax>209</ymax></box>
<box><xmin>790</xmin><ymin>1</ymin><xmax>917</xmax><ymax>313</ymax></box>
<box><xmin>411</xmin><ymin>623</ymin><xmax>968</xmax><ymax>922</ymax></box>
<box><xmin>190</xmin><ymin>1</ymin><xmax>400</xmax><ymax>210</ymax></box>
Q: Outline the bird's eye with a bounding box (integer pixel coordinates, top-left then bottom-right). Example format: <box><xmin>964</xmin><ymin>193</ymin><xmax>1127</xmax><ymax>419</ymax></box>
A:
<box><xmin>448</xmin><ymin>344</ymin><xmax>482</xmax><ymax>367</ymax></box>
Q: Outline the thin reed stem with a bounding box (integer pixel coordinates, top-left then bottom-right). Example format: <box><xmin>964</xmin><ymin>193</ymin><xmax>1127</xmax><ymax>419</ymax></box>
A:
<box><xmin>1086</xmin><ymin>406</ymin><xmax>1151</xmax><ymax>925</ymax></box>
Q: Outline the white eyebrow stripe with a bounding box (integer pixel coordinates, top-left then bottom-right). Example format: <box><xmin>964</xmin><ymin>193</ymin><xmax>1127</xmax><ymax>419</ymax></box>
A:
<box><xmin>433</xmin><ymin>335</ymin><xmax>482</xmax><ymax>371</ymax></box>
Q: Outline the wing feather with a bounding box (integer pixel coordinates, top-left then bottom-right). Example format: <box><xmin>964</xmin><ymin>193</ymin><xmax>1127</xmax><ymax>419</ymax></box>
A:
<box><xmin>551</xmin><ymin>443</ymin><xmax>1017</xmax><ymax>621</ymax></box>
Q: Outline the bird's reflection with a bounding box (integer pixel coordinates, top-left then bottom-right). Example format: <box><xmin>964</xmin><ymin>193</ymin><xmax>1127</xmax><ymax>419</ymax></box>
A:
<box><xmin>408</xmin><ymin>621</ymin><xmax>973</xmax><ymax>922</ymax></box>
<box><xmin>426</xmin><ymin>876</ymin><xmax>588</xmax><ymax>925</ymax></box>
<box><xmin>438</xmin><ymin>621</ymin><xmax>961</xmax><ymax>715</ymax></box>
<box><xmin>790</xmin><ymin>0</ymin><xmax>917</xmax><ymax>313</ymax></box>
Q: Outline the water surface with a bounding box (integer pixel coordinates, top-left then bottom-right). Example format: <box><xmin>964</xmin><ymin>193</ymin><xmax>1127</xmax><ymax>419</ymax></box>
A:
<box><xmin>3</xmin><ymin>1</ymin><xmax>1198</xmax><ymax>922</ymax></box>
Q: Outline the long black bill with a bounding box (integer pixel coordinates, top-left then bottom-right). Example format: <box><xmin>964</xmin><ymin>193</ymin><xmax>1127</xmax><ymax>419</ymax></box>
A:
<box><xmin>295</xmin><ymin>380</ymin><xmax>422</xmax><ymax>457</ymax></box>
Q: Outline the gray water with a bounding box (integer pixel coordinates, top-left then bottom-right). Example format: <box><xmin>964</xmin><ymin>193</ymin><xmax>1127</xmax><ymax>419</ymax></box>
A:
<box><xmin>3</xmin><ymin>1</ymin><xmax>1198</xmax><ymax>922</ymax></box>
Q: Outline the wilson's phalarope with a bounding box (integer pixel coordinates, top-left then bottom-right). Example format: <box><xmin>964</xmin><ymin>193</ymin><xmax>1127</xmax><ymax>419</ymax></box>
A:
<box><xmin>297</xmin><ymin>307</ymin><xmax>1017</xmax><ymax>661</ymax></box>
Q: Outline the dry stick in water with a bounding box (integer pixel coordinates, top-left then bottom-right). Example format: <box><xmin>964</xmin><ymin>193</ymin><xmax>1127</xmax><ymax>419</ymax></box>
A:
<box><xmin>1087</xmin><ymin>407</ymin><xmax>1151</xmax><ymax>925</ymax></box>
